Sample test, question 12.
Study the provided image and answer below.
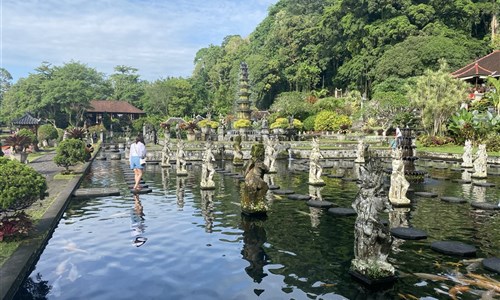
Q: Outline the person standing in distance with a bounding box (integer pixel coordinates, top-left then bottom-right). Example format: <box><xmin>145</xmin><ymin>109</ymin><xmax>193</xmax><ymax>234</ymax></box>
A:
<box><xmin>129</xmin><ymin>134</ymin><xmax>147</xmax><ymax>190</ymax></box>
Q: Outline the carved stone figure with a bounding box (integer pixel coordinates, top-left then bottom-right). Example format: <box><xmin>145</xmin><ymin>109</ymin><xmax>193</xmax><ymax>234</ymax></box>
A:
<box><xmin>176</xmin><ymin>140</ymin><xmax>188</xmax><ymax>176</ymax></box>
<box><xmin>388</xmin><ymin>148</ymin><xmax>411</xmax><ymax>206</ymax></box>
<box><xmin>308</xmin><ymin>138</ymin><xmax>324</xmax><ymax>185</ymax></box>
<box><xmin>233</xmin><ymin>135</ymin><xmax>244</xmax><ymax>166</ymax></box>
<box><xmin>472</xmin><ymin>144</ymin><xmax>488</xmax><ymax>178</ymax></box>
<box><xmin>354</xmin><ymin>140</ymin><xmax>365</xmax><ymax>163</ymax></box>
<box><xmin>241</xmin><ymin>142</ymin><xmax>269</xmax><ymax>215</ymax></box>
<box><xmin>351</xmin><ymin>160</ymin><xmax>395</xmax><ymax>279</ymax></box>
<box><xmin>200</xmin><ymin>142</ymin><xmax>216</xmax><ymax>189</ymax></box>
<box><xmin>264</xmin><ymin>138</ymin><xmax>279</xmax><ymax>173</ymax></box>
<box><xmin>462</xmin><ymin>140</ymin><xmax>473</xmax><ymax>168</ymax></box>
<box><xmin>161</xmin><ymin>133</ymin><xmax>172</xmax><ymax>168</ymax></box>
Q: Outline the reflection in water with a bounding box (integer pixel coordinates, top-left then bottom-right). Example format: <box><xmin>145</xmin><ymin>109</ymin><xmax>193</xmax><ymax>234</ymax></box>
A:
<box><xmin>240</xmin><ymin>215</ymin><xmax>268</xmax><ymax>283</ymax></box>
<box><xmin>309</xmin><ymin>207</ymin><xmax>322</xmax><ymax>228</ymax></box>
<box><xmin>472</xmin><ymin>184</ymin><xmax>486</xmax><ymax>202</ymax></box>
<box><xmin>200</xmin><ymin>190</ymin><xmax>215</xmax><ymax>233</ymax></box>
<box><xmin>131</xmin><ymin>194</ymin><xmax>147</xmax><ymax>247</ymax></box>
<box><xmin>389</xmin><ymin>207</ymin><xmax>410</xmax><ymax>253</ymax></box>
<box><xmin>462</xmin><ymin>170</ymin><xmax>472</xmax><ymax>197</ymax></box>
<box><xmin>161</xmin><ymin>168</ymin><xmax>170</xmax><ymax>195</ymax></box>
<box><xmin>15</xmin><ymin>273</ymin><xmax>51</xmax><ymax>299</ymax></box>
<box><xmin>176</xmin><ymin>177</ymin><xmax>185</xmax><ymax>209</ymax></box>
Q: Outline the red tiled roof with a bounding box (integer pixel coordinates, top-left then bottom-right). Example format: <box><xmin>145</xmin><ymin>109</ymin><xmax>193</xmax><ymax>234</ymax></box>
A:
<box><xmin>87</xmin><ymin>100</ymin><xmax>145</xmax><ymax>114</ymax></box>
<box><xmin>451</xmin><ymin>50</ymin><xmax>500</xmax><ymax>79</ymax></box>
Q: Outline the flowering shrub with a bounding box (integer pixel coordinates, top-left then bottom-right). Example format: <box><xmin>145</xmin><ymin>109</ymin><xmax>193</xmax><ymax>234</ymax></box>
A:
<box><xmin>197</xmin><ymin>119</ymin><xmax>219</xmax><ymax>129</ymax></box>
<box><xmin>233</xmin><ymin>119</ymin><xmax>252</xmax><ymax>129</ymax></box>
<box><xmin>314</xmin><ymin>111</ymin><xmax>352</xmax><ymax>132</ymax></box>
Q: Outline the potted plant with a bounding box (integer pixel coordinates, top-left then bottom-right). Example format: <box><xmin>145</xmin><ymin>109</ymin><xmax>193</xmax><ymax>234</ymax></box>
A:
<box><xmin>270</xmin><ymin>117</ymin><xmax>288</xmax><ymax>134</ymax></box>
<box><xmin>233</xmin><ymin>119</ymin><xmax>252</xmax><ymax>136</ymax></box>
<box><xmin>4</xmin><ymin>133</ymin><xmax>32</xmax><ymax>163</ymax></box>
<box><xmin>180</xmin><ymin>120</ymin><xmax>198</xmax><ymax>141</ymax></box>
<box><xmin>198</xmin><ymin>119</ymin><xmax>219</xmax><ymax>134</ymax></box>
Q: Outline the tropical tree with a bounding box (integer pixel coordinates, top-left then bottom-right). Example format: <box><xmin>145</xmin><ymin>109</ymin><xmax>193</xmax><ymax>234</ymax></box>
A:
<box><xmin>407</xmin><ymin>60</ymin><xmax>468</xmax><ymax>136</ymax></box>
<box><xmin>485</xmin><ymin>76</ymin><xmax>500</xmax><ymax>115</ymax></box>
<box><xmin>108</xmin><ymin>65</ymin><xmax>145</xmax><ymax>108</ymax></box>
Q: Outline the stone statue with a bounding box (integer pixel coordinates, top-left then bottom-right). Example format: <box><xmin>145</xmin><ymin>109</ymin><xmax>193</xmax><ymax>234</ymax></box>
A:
<box><xmin>472</xmin><ymin>144</ymin><xmax>488</xmax><ymax>178</ymax></box>
<box><xmin>462</xmin><ymin>140</ymin><xmax>473</xmax><ymax>168</ymax></box>
<box><xmin>200</xmin><ymin>142</ymin><xmax>216</xmax><ymax>189</ymax></box>
<box><xmin>241</xmin><ymin>142</ymin><xmax>269</xmax><ymax>215</ymax></box>
<box><xmin>351</xmin><ymin>159</ymin><xmax>395</xmax><ymax>279</ymax></box>
<box><xmin>388</xmin><ymin>148</ymin><xmax>411</xmax><ymax>206</ymax></box>
<box><xmin>308</xmin><ymin>138</ymin><xmax>325</xmax><ymax>186</ymax></box>
<box><xmin>354</xmin><ymin>139</ymin><xmax>365</xmax><ymax>163</ymax></box>
<box><xmin>161</xmin><ymin>130</ymin><xmax>172</xmax><ymax>168</ymax></box>
<box><xmin>264</xmin><ymin>137</ymin><xmax>279</xmax><ymax>173</ymax></box>
<box><xmin>176</xmin><ymin>140</ymin><xmax>188</xmax><ymax>176</ymax></box>
<box><xmin>233</xmin><ymin>135</ymin><xmax>244</xmax><ymax>166</ymax></box>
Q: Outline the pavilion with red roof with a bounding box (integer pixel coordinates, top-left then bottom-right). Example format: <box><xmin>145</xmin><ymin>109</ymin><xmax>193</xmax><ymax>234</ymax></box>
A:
<box><xmin>86</xmin><ymin>100</ymin><xmax>145</xmax><ymax>125</ymax></box>
<box><xmin>451</xmin><ymin>50</ymin><xmax>500</xmax><ymax>84</ymax></box>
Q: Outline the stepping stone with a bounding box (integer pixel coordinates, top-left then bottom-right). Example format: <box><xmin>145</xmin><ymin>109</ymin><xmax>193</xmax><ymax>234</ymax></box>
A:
<box><xmin>433</xmin><ymin>166</ymin><xmax>448</xmax><ymax>169</ymax></box>
<box><xmin>452</xmin><ymin>179</ymin><xmax>472</xmax><ymax>184</ymax></box>
<box><xmin>128</xmin><ymin>184</ymin><xmax>149</xmax><ymax>189</ymax></box>
<box><xmin>473</xmin><ymin>182</ymin><xmax>496</xmax><ymax>187</ymax></box>
<box><xmin>327</xmin><ymin>207</ymin><xmax>356</xmax><ymax>216</ymax></box>
<box><xmin>272</xmin><ymin>189</ymin><xmax>295</xmax><ymax>195</ymax></box>
<box><xmin>431</xmin><ymin>176</ymin><xmax>448</xmax><ymax>180</ymax></box>
<box><xmin>73</xmin><ymin>188</ymin><xmax>120</xmax><ymax>199</ymax></box>
<box><xmin>125</xmin><ymin>180</ymin><xmax>145</xmax><ymax>184</ymax></box>
<box><xmin>308</xmin><ymin>181</ymin><xmax>326</xmax><ymax>186</ymax></box>
<box><xmin>341</xmin><ymin>178</ymin><xmax>359</xmax><ymax>182</ymax></box>
<box><xmin>430</xmin><ymin>241</ymin><xmax>476</xmax><ymax>257</ymax></box>
<box><xmin>130</xmin><ymin>188</ymin><xmax>153</xmax><ymax>194</ymax></box>
<box><xmin>390</xmin><ymin>227</ymin><xmax>427</xmax><ymax>240</ymax></box>
<box><xmin>471</xmin><ymin>202</ymin><xmax>500</xmax><ymax>210</ymax></box>
<box><xmin>268</xmin><ymin>185</ymin><xmax>280</xmax><ymax>190</ymax></box>
<box><xmin>450</xmin><ymin>167</ymin><xmax>463</xmax><ymax>172</ymax></box>
<box><xmin>306</xmin><ymin>200</ymin><xmax>334</xmax><ymax>208</ymax></box>
<box><xmin>440</xmin><ymin>196</ymin><xmax>467</xmax><ymax>204</ymax></box>
<box><xmin>287</xmin><ymin>194</ymin><xmax>311</xmax><ymax>201</ymax></box>
<box><xmin>482</xmin><ymin>257</ymin><xmax>500</xmax><ymax>274</ymax></box>
<box><xmin>327</xmin><ymin>174</ymin><xmax>344</xmax><ymax>178</ymax></box>
<box><xmin>414</xmin><ymin>192</ymin><xmax>438</xmax><ymax>198</ymax></box>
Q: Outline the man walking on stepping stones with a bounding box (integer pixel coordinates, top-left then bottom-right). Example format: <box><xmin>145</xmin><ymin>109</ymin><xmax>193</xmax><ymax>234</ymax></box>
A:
<box><xmin>129</xmin><ymin>133</ymin><xmax>147</xmax><ymax>190</ymax></box>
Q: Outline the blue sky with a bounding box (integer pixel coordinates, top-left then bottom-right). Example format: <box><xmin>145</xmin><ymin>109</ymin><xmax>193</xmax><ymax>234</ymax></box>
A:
<box><xmin>1</xmin><ymin>0</ymin><xmax>278</xmax><ymax>82</ymax></box>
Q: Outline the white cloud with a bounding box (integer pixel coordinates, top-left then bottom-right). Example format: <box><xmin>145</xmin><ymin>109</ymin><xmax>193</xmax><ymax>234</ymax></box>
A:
<box><xmin>1</xmin><ymin>0</ymin><xmax>277</xmax><ymax>81</ymax></box>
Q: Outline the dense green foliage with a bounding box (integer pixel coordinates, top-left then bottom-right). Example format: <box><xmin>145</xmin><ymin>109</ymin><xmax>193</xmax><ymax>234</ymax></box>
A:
<box><xmin>37</xmin><ymin>124</ymin><xmax>59</xmax><ymax>144</ymax></box>
<box><xmin>0</xmin><ymin>157</ymin><xmax>47</xmax><ymax>211</ymax></box>
<box><xmin>53</xmin><ymin>139</ymin><xmax>87</xmax><ymax>173</ymax></box>
<box><xmin>0</xmin><ymin>0</ymin><xmax>497</xmax><ymax>125</ymax></box>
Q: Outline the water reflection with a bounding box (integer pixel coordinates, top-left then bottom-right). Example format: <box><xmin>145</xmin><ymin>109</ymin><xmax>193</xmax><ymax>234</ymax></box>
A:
<box><xmin>309</xmin><ymin>207</ymin><xmax>322</xmax><ymax>228</ymax></box>
<box><xmin>240</xmin><ymin>215</ymin><xmax>269</xmax><ymax>283</ymax></box>
<box><xmin>161</xmin><ymin>168</ymin><xmax>170</xmax><ymax>194</ymax></box>
<box><xmin>176</xmin><ymin>177</ymin><xmax>185</xmax><ymax>209</ymax></box>
<box><xmin>309</xmin><ymin>185</ymin><xmax>323</xmax><ymax>200</ymax></box>
<box><xmin>131</xmin><ymin>194</ymin><xmax>147</xmax><ymax>247</ymax></box>
<box><xmin>472</xmin><ymin>184</ymin><xmax>487</xmax><ymax>202</ymax></box>
<box><xmin>200</xmin><ymin>190</ymin><xmax>214</xmax><ymax>233</ymax></box>
<box><xmin>15</xmin><ymin>273</ymin><xmax>51</xmax><ymax>299</ymax></box>
<box><xmin>462</xmin><ymin>170</ymin><xmax>472</xmax><ymax>197</ymax></box>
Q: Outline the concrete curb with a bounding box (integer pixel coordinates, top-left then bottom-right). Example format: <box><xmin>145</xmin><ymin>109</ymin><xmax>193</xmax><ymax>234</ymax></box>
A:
<box><xmin>0</xmin><ymin>156</ymin><xmax>95</xmax><ymax>300</ymax></box>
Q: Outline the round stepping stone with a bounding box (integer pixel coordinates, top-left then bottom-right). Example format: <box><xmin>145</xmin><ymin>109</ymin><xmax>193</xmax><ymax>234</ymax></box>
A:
<box><xmin>130</xmin><ymin>188</ymin><xmax>153</xmax><ymax>194</ymax></box>
<box><xmin>440</xmin><ymin>196</ymin><xmax>467</xmax><ymax>204</ymax></box>
<box><xmin>433</xmin><ymin>166</ymin><xmax>448</xmax><ymax>169</ymax></box>
<box><xmin>268</xmin><ymin>185</ymin><xmax>280</xmax><ymax>190</ymax></box>
<box><xmin>341</xmin><ymin>178</ymin><xmax>359</xmax><ymax>182</ymax></box>
<box><xmin>473</xmin><ymin>182</ymin><xmax>496</xmax><ymax>187</ymax></box>
<box><xmin>287</xmin><ymin>194</ymin><xmax>311</xmax><ymax>201</ymax></box>
<box><xmin>390</xmin><ymin>227</ymin><xmax>427</xmax><ymax>240</ymax></box>
<box><xmin>414</xmin><ymin>192</ymin><xmax>438</xmax><ymax>198</ymax></box>
<box><xmin>272</xmin><ymin>189</ymin><xmax>295</xmax><ymax>195</ymax></box>
<box><xmin>482</xmin><ymin>257</ymin><xmax>500</xmax><ymax>274</ymax></box>
<box><xmin>450</xmin><ymin>167</ymin><xmax>463</xmax><ymax>172</ymax></box>
<box><xmin>452</xmin><ymin>179</ymin><xmax>472</xmax><ymax>184</ymax></box>
<box><xmin>471</xmin><ymin>202</ymin><xmax>500</xmax><ymax>210</ymax></box>
<box><xmin>306</xmin><ymin>200</ymin><xmax>334</xmax><ymax>208</ymax></box>
<box><xmin>308</xmin><ymin>181</ymin><xmax>326</xmax><ymax>186</ymax></box>
<box><xmin>327</xmin><ymin>174</ymin><xmax>344</xmax><ymax>178</ymax></box>
<box><xmin>431</xmin><ymin>176</ymin><xmax>448</xmax><ymax>180</ymax></box>
<box><xmin>430</xmin><ymin>241</ymin><xmax>476</xmax><ymax>257</ymax></box>
<box><xmin>128</xmin><ymin>184</ymin><xmax>149</xmax><ymax>189</ymax></box>
<box><xmin>327</xmin><ymin>207</ymin><xmax>356</xmax><ymax>216</ymax></box>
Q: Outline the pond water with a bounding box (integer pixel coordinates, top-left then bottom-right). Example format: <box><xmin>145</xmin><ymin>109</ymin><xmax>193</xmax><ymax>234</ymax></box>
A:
<box><xmin>16</xmin><ymin>158</ymin><xmax>500</xmax><ymax>299</ymax></box>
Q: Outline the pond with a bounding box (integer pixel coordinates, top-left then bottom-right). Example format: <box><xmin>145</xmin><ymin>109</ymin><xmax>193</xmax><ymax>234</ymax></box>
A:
<box><xmin>15</xmin><ymin>158</ymin><xmax>500</xmax><ymax>299</ymax></box>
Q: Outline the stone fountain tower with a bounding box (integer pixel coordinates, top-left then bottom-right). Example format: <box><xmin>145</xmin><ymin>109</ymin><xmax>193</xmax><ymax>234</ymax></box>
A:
<box><xmin>399</xmin><ymin>127</ymin><xmax>426</xmax><ymax>182</ymax></box>
<box><xmin>236</xmin><ymin>62</ymin><xmax>251</xmax><ymax>120</ymax></box>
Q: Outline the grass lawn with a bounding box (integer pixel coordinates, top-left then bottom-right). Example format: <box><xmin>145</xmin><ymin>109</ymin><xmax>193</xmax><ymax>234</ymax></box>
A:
<box><xmin>417</xmin><ymin>143</ymin><xmax>500</xmax><ymax>157</ymax></box>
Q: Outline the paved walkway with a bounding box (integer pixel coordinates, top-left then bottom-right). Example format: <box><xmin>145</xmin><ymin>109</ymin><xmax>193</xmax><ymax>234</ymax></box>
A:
<box><xmin>0</xmin><ymin>151</ymin><xmax>91</xmax><ymax>300</ymax></box>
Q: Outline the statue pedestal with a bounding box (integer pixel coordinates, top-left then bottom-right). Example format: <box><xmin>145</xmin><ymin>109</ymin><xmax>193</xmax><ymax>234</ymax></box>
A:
<box><xmin>349</xmin><ymin>269</ymin><xmax>397</xmax><ymax>289</ymax></box>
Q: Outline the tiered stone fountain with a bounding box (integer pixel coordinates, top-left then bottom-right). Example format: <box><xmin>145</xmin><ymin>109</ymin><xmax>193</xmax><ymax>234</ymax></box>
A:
<box><xmin>400</xmin><ymin>127</ymin><xmax>426</xmax><ymax>182</ymax></box>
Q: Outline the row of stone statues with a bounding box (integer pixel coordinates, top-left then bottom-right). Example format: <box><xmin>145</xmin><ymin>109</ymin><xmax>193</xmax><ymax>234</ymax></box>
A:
<box><xmin>462</xmin><ymin>140</ymin><xmax>488</xmax><ymax>178</ymax></box>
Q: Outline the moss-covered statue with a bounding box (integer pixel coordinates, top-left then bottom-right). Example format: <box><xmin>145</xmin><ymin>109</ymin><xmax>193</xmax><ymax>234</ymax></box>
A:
<box><xmin>233</xmin><ymin>135</ymin><xmax>244</xmax><ymax>166</ymax></box>
<box><xmin>241</xmin><ymin>141</ymin><xmax>269</xmax><ymax>216</ymax></box>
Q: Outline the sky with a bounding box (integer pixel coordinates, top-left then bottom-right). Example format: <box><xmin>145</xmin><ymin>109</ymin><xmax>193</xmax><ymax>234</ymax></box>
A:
<box><xmin>1</xmin><ymin>0</ymin><xmax>278</xmax><ymax>83</ymax></box>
